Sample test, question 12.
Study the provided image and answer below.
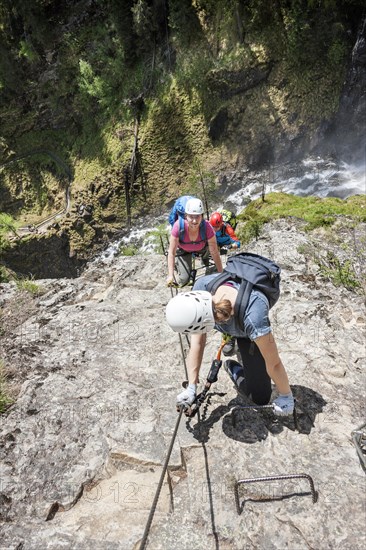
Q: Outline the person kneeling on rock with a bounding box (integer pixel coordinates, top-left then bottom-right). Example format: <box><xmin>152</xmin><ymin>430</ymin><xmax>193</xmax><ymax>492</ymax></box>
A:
<box><xmin>165</xmin><ymin>275</ymin><xmax>294</xmax><ymax>416</ymax></box>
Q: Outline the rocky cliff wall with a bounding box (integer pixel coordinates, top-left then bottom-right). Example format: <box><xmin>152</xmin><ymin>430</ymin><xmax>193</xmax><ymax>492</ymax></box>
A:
<box><xmin>1</xmin><ymin>5</ymin><xmax>365</xmax><ymax>277</ymax></box>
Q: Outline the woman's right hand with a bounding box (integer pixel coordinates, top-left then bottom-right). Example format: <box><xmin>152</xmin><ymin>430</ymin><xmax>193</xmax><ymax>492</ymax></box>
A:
<box><xmin>167</xmin><ymin>276</ymin><xmax>178</xmax><ymax>288</ymax></box>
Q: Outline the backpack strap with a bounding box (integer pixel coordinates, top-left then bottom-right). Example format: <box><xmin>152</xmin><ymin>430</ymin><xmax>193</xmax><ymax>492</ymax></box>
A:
<box><xmin>199</xmin><ymin>220</ymin><xmax>207</xmax><ymax>242</ymax></box>
<box><xmin>179</xmin><ymin>219</ymin><xmax>207</xmax><ymax>245</ymax></box>
<box><xmin>206</xmin><ymin>271</ymin><xmax>232</xmax><ymax>295</ymax></box>
<box><xmin>234</xmin><ymin>281</ymin><xmax>253</xmax><ymax>331</ymax></box>
<box><xmin>178</xmin><ymin>216</ymin><xmax>185</xmax><ymax>241</ymax></box>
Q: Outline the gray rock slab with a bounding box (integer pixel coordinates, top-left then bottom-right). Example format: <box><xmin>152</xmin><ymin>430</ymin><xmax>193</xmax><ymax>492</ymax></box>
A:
<box><xmin>0</xmin><ymin>221</ymin><xmax>365</xmax><ymax>549</ymax></box>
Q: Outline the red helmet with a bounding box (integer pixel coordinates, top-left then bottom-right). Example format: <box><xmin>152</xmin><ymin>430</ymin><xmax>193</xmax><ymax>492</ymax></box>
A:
<box><xmin>210</xmin><ymin>212</ymin><xmax>223</xmax><ymax>229</ymax></box>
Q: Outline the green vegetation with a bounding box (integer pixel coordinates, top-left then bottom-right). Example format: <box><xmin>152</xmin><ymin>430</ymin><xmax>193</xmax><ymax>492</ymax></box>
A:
<box><xmin>0</xmin><ymin>213</ymin><xmax>18</xmax><ymax>281</ymax></box>
<box><xmin>118</xmin><ymin>244</ymin><xmax>139</xmax><ymax>256</ymax></box>
<box><xmin>297</xmin><ymin>241</ymin><xmax>364</xmax><ymax>294</ymax></box>
<box><xmin>317</xmin><ymin>254</ymin><xmax>360</xmax><ymax>290</ymax></box>
<box><xmin>0</xmin><ymin>360</ymin><xmax>12</xmax><ymax>414</ymax></box>
<box><xmin>185</xmin><ymin>164</ymin><xmax>219</xmax><ymax>212</ymax></box>
<box><xmin>0</xmin><ymin>265</ymin><xmax>10</xmax><ymax>283</ymax></box>
<box><xmin>0</xmin><ymin>212</ymin><xmax>19</xmax><ymax>239</ymax></box>
<box><xmin>239</xmin><ymin>219</ymin><xmax>263</xmax><ymax>243</ymax></box>
<box><xmin>237</xmin><ymin>192</ymin><xmax>366</xmax><ymax>293</ymax></box>
<box><xmin>0</xmin><ymin>0</ymin><xmax>364</xmax><ymax>262</ymax></box>
<box><xmin>145</xmin><ymin>223</ymin><xmax>170</xmax><ymax>255</ymax></box>
<box><xmin>15</xmin><ymin>278</ymin><xmax>44</xmax><ymax>295</ymax></box>
<box><xmin>237</xmin><ymin>193</ymin><xmax>366</xmax><ymax>245</ymax></box>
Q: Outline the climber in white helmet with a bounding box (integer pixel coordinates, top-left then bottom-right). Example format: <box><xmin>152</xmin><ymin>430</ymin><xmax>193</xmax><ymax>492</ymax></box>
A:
<box><xmin>166</xmin><ymin>285</ymin><xmax>294</xmax><ymax>417</ymax></box>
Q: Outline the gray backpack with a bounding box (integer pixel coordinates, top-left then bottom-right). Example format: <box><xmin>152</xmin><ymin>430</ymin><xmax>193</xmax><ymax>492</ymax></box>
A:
<box><xmin>206</xmin><ymin>252</ymin><xmax>281</xmax><ymax>331</ymax></box>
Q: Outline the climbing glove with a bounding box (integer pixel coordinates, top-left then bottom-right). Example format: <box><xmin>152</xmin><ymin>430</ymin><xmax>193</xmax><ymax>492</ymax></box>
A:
<box><xmin>176</xmin><ymin>383</ymin><xmax>197</xmax><ymax>407</ymax></box>
<box><xmin>272</xmin><ymin>393</ymin><xmax>295</xmax><ymax>416</ymax></box>
<box><xmin>167</xmin><ymin>277</ymin><xmax>178</xmax><ymax>288</ymax></box>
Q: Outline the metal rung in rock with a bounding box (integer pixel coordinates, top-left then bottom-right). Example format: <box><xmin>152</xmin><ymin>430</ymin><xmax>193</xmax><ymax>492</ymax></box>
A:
<box><xmin>234</xmin><ymin>473</ymin><xmax>318</xmax><ymax>515</ymax></box>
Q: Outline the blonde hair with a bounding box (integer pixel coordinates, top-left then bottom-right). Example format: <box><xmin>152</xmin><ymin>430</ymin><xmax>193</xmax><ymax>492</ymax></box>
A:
<box><xmin>213</xmin><ymin>298</ymin><xmax>232</xmax><ymax>323</ymax></box>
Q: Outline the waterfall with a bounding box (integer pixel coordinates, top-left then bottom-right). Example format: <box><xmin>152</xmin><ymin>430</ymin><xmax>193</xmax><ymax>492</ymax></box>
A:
<box><xmin>323</xmin><ymin>13</ymin><xmax>366</xmax><ymax>163</ymax></box>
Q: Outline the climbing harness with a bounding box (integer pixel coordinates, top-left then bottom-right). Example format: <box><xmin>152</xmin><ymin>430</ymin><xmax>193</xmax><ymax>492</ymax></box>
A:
<box><xmin>234</xmin><ymin>473</ymin><xmax>318</xmax><ymax>515</ymax></box>
<box><xmin>163</xmin><ymin>231</ymin><xmax>214</xmax><ymax>288</ymax></box>
<box><xmin>178</xmin><ymin>251</ymin><xmax>214</xmax><ymax>288</ymax></box>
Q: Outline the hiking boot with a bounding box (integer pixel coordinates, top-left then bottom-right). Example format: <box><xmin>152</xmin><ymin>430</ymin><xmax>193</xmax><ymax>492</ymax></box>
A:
<box><xmin>224</xmin><ymin>360</ymin><xmax>248</xmax><ymax>397</ymax></box>
<box><xmin>222</xmin><ymin>337</ymin><xmax>236</xmax><ymax>356</ymax></box>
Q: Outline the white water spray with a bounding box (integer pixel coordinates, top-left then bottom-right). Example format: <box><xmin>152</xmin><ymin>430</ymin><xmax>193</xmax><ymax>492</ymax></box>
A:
<box><xmin>96</xmin><ymin>156</ymin><xmax>365</xmax><ymax>263</ymax></box>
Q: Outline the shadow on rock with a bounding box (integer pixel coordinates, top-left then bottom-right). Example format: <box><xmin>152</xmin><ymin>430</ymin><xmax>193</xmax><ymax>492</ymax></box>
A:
<box><xmin>185</xmin><ymin>393</ymin><xmax>230</xmax><ymax>444</ymax></box>
<box><xmin>290</xmin><ymin>384</ymin><xmax>328</xmax><ymax>434</ymax></box>
<box><xmin>188</xmin><ymin>385</ymin><xmax>327</xmax><ymax>444</ymax></box>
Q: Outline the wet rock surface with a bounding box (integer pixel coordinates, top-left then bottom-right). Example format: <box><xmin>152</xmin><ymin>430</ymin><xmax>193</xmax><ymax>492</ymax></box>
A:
<box><xmin>322</xmin><ymin>15</ymin><xmax>366</xmax><ymax>164</ymax></box>
<box><xmin>0</xmin><ymin>220</ymin><xmax>365</xmax><ymax>549</ymax></box>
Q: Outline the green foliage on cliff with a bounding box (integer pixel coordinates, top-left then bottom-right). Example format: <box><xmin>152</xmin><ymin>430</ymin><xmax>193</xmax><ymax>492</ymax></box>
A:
<box><xmin>0</xmin><ymin>0</ymin><xmax>364</xmax><ymax>255</ymax></box>
<box><xmin>238</xmin><ymin>193</ymin><xmax>366</xmax><ymax>237</ymax></box>
<box><xmin>0</xmin><ymin>213</ymin><xmax>18</xmax><ymax>280</ymax></box>
<box><xmin>317</xmin><ymin>253</ymin><xmax>361</xmax><ymax>290</ymax></box>
<box><xmin>238</xmin><ymin>192</ymin><xmax>366</xmax><ymax>294</ymax></box>
<box><xmin>0</xmin><ymin>213</ymin><xmax>18</xmax><ymax>239</ymax></box>
<box><xmin>0</xmin><ymin>1</ymin><xmax>361</xmax><ymax>147</ymax></box>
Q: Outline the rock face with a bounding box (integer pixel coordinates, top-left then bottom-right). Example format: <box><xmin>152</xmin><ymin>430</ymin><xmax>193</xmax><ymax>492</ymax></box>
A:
<box><xmin>2</xmin><ymin>232</ymin><xmax>83</xmax><ymax>279</ymax></box>
<box><xmin>0</xmin><ymin>220</ymin><xmax>365</xmax><ymax>549</ymax></box>
<box><xmin>321</xmin><ymin>15</ymin><xmax>366</xmax><ymax>163</ymax></box>
<box><xmin>206</xmin><ymin>65</ymin><xmax>272</xmax><ymax>100</ymax></box>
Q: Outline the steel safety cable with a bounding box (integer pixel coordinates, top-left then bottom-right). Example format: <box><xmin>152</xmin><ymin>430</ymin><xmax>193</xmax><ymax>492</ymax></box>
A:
<box><xmin>197</xmin><ymin>407</ymin><xmax>220</xmax><ymax>550</ymax></box>
<box><xmin>138</xmin><ymin>407</ymin><xmax>184</xmax><ymax>550</ymax></box>
<box><xmin>138</xmin><ymin>281</ymin><xmax>192</xmax><ymax>548</ymax></box>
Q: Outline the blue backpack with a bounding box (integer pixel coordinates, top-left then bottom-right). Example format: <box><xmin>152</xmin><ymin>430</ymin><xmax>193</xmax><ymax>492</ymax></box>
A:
<box><xmin>206</xmin><ymin>252</ymin><xmax>281</xmax><ymax>331</ymax></box>
<box><xmin>169</xmin><ymin>195</ymin><xmax>207</xmax><ymax>244</ymax></box>
<box><xmin>169</xmin><ymin>195</ymin><xmax>194</xmax><ymax>226</ymax></box>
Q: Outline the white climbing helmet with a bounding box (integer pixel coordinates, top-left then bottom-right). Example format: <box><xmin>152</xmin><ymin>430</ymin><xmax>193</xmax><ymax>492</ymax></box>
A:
<box><xmin>185</xmin><ymin>198</ymin><xmax>204</xmax><ymax>215</ymax></box>
<box><xmin>166</xmin><ymin>291</ymin><xmax>215</xmax><ymax>334</ymax></box>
